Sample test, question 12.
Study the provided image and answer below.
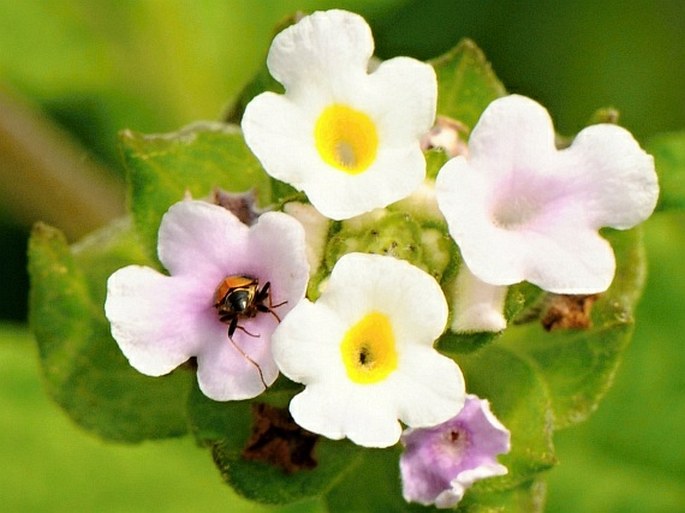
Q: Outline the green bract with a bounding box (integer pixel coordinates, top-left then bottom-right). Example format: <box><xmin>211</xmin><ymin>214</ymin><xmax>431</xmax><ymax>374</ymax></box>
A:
<box><xmin>26</xmin><ymin>32</ymin><xmax>664</xmax><ymax>512</ymax></box>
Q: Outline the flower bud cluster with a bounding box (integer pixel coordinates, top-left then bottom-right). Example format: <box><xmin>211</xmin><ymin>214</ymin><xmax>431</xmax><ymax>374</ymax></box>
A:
<box><xmin>105</xmin><ymin>9</ymin><xmax>658</xmax><ymax>508</ymax></box>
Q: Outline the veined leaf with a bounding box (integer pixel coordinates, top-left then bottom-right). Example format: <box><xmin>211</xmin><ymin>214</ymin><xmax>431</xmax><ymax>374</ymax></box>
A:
<box><xmin>503</xmin><ymin>228</ymin><xmax>646</xmax><ymax>430</ymax></box>
<box><xmin>28</xmin><ymin>219</ymin><xmax>192</xmax><ymax>442</ymax></box>
<box><xmin>430</xmin><ymin>39</ymin><xmax>506</xmax><ymax>129</ymax></box>
<box><xmin>119</xmin><ymin>121</ymin><xmax>271</xmax><ymax>260</ymax></box>
<box><xmin>187</xmin><ymin>384</ymin><xmax>363</xmax><ymax>505</ymax></box>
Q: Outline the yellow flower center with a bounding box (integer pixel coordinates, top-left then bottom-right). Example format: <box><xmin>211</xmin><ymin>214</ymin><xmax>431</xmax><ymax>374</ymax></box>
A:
<box><xmin>340</xmin><ymin>311</ymin><xmax>398</xmax><ymax>384</ymax></box>
<box><xmin>314</xmin><ymin>104</ymin><xmax>379</xmax><ymax>174</ymax></box>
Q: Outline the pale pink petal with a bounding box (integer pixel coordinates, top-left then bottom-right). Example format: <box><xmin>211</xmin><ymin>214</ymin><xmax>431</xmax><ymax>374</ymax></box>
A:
<box><xmin>467</xmin><ymin>94</ymin><xmax>556</xmax><ymax>175</ymax></box>
<box><xmin>195</xmin><ymin>319</ymin><xmax>279</xmax><ymax>401</ymax></box>
<box><xmin>247</xmin><ymin>211</ymin><xmax>309</xmax><ymax>310</ymax></box>
<box><xmin>560</xmin><ymin>124</ymin><xmax>658</xmax><ymax>229</ymax></box>
<box><xmin>105</xmin><ymin>265</ymin><xmax>211</xmax><ymax>376</ymax></box>
<box><xmin>107</xmin><ymin>200</ymin><xmax>310</xmax><ymax>402</ymax></box>
<box><xmin>516</xmin><ymin>227</ymin><xmax>615</xmax><ymax>293</ymax></box>
<box><xmin>157</xmin><ymin>200</ymin><xmax>250</xmax><ymax>279</ymax></box>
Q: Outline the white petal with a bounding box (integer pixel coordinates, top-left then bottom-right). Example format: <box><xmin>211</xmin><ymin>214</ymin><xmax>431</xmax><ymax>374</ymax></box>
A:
<box><xmin>266</xmin><ymin>10</ymin><xmax>373</xmax><ymax>98</ymax></box>
<box><xmin>242</xmin><ymin>92</ymin><xmax>322</xmax><ymax>189</ymax></box>
<box><xmin>320</xmin><ymin>253</ymin><xmax>448</xmax><ymax>342</ymax></box>
<box><xmin>391</xmin><ymin>346</ymin><xmax>465</xmax><ymax>428</ymax></box>
<box><xmin>157</xmin><ymin>200</ymin><xmax>250</xmax><ymax>279</ymax></box>
<box><xmin>561</xmin><ymin>124</ymin><xmax>658</xmax><ymax>230</ymax></box>
<box><xmin>275</xmin><ymin>253</ymin><xmax>464</xmax><ymax>448</ymax></box>
<box><xmin>363</xmin><ymin>56</ymin><xmax>437</xmax><ymax>142</ymax></box>
<box><xmin>272</xmin><ymin>299</ymin><xmax>347</xmax><ymax>384</ymax></box>
<box><xmin>105</xmin><ymin>266</ymin><xmax>209</xmax><ymax>376</ymax></box>
<box><xmin>309</xmin><ymin>146</ymin><xmax>427</xmax><ymax>220</ymax></box>
<box><xmin>289</xmin><ymin>384</ymin><xmax>403</xmax><ymax>448</ymax></box>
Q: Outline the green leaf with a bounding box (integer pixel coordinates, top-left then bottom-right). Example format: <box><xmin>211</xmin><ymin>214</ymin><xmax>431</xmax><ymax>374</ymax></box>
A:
<box><xmin>457</xmin><ymin>346</ymin><xmax>556</xmax><ymax>491</ymax></box>
<box><xmin>457</xmin><ymin>479</ymin><xmax>546</xmax><ymax>513</ymax></box>
<box><xmin>187</xmin><ymin>385</ymin><xmax>363</xmax><ymax>505</ymax></box>
<box><xmin>325</xmin><ymin>446</ymin><xmax>547</xmax><ymax>513</ymax></box>
<box><xmin>430</xmin><ymin>39</ymin><xmax>506</xmax><ymax>129</ymax></box>
<box><xmin>119</xmin><ymin>122</ymin><xmax>271</xmax><ymax>260</ymax></box>
<box><xmin>28</xmin><ymin>219</ymin><xmax>193</xmax><ymax>442</ymax></box>
<box><xmin>324</xmin><ymin>447</ymin><xmax>417</xmax><ymax>512</ymax></box>
<box><xmin>647</xmin><ymin>131</ymin><xmax>685</xmax><ymax>212</ymax></box>
<box><xmin>503</xmin><ymin>228</ymin><xmax>646</xmax><ymax>430</ymax></box>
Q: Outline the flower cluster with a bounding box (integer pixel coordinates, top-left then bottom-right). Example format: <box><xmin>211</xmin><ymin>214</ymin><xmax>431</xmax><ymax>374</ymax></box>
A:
<box><xmin>104</xmin><ymin>9</ymin><xmax>658</xmax><ymax>509</ymax></box>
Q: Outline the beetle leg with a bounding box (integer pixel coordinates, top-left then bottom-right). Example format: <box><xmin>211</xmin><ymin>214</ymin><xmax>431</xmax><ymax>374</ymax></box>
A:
<box><xmin>228</xmin><ymin>316</ymin><xmax>238</xmax><ymax>337</ymax></box>
<box><xmin>255</xmin><ymin>281</ymin><xmax>271</xmax><ymax>302</ymax></box>
<box><xmin>227</xmin><ymin>332</ymin><xmax>267</xmax><ymax>390</ymax></box>
<box><xmin>235</xmin><ymin>324</ymin><xmax>260</xmax><ymax>338</ymax></box>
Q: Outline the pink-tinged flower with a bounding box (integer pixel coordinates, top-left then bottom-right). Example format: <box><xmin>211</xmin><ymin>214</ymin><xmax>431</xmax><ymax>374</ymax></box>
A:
<box><xmin>436</xmin><ymin>95</ymin><xmax>659</xmax><ymax>294</ymax></box>
<box><xmin>400</xmin><ymin>394</ymin><xmax>510</xmax><ymax>508</ymax></box>
<box><xmin>241</xmin><ymin>9</ymin><xmax>436</xmax><ymax>220</ymax></box>
<box><xmin>104</xmin><ymin>200</ymin><xmax>309</xmax><ymax>401</ymax></box>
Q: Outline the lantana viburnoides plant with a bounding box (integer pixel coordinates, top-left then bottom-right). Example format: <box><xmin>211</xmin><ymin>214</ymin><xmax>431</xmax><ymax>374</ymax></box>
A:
<box><xmin>27</xmin><ymin>8</ymin><xmax>666</xmax><ymax>512</ymax></box>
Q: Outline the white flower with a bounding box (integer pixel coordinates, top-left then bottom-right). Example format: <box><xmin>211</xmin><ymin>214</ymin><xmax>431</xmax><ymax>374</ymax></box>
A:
<box><xmin>104</xmin><ymin>200</ymin><xmax>309</xmax><ymax>401</ymax></box>
<box><xmin>271</xmin><ymin>252</ymin><xmax>465</xmax><ymax>448</ymax></box>
<box><xmin>242</xmin><ymin>9</ymin><xmax>437</xmax><ymax>220</ymax></box>
<box><xmin>436</xmin><ymin>95</ymin><xmax>658</xmax><ymax>294</ymax></box>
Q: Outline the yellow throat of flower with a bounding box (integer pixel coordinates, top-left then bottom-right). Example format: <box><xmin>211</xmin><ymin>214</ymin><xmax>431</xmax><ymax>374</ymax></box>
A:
<box><xmin>314</xmin><ymin>104</ymin><xmax>378</xmax><ymax>174</ymax></box>
<box><xmin>340</xmin><ymin>311</ymin><xmax>398</xmax><ymax>384</ymax></box>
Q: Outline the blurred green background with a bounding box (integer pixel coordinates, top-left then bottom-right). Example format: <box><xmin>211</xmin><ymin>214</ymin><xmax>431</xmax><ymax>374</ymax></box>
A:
<box><xmin>1</xmin><ymin>1</ymin><xmax>683</xmax><ymax>511</ymax></box>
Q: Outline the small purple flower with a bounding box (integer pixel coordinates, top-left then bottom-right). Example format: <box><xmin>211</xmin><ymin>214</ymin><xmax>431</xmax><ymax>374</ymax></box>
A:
<box><xmin>400</xmin><ymin>394</ymin><xmax>510</xmax><ymax>508</ymax></box>
<box><xmin>104</xmin><ymin>200</ymin><xmax>309</xmax><ymax>401</ymax></box>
